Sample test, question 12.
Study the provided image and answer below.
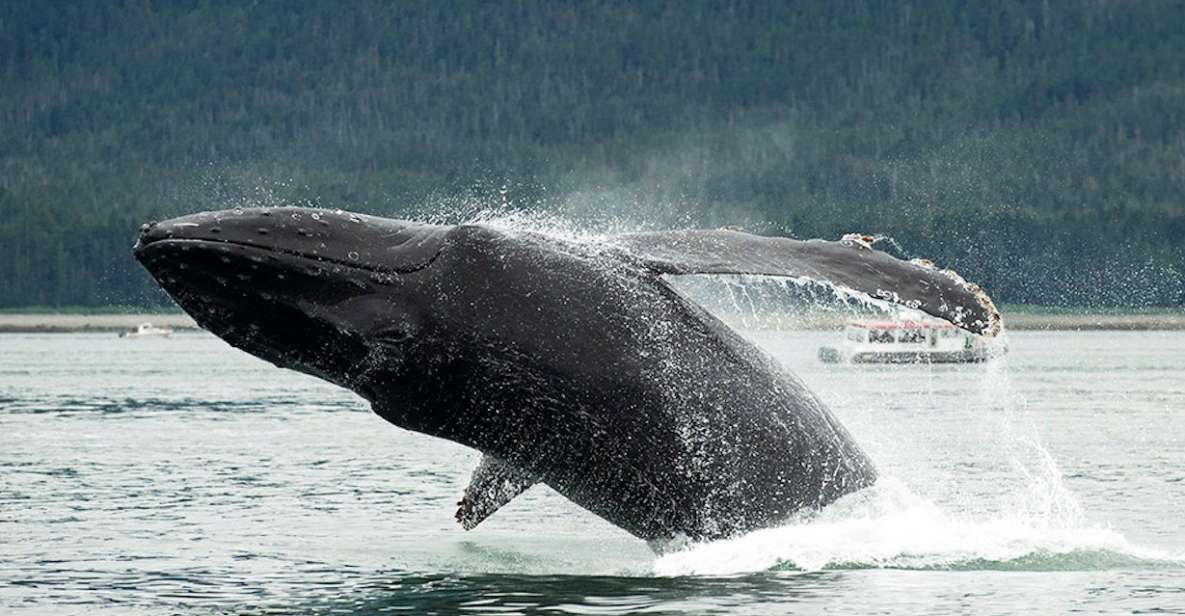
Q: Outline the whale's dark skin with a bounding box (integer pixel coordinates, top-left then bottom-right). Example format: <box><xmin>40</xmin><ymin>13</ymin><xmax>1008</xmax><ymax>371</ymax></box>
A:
<box><xmin>134</xmin><ymin>207</ymin><xmax>999</xmax><ymax>543</ymax></box>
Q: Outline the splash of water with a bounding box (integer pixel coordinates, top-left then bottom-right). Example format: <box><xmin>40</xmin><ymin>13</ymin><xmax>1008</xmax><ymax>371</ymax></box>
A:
<box><xmin>652</xmin><ymin>477</ymin><xmax>1177</xmax><ymax>575</ymax></box>
<box><xmin>653</xmin><ymin>323</ymin><xmax>1177</xmax><ymax>576</ymax></box>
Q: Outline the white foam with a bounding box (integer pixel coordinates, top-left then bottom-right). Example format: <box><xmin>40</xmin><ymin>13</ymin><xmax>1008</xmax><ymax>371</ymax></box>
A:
<box><xmin>653</xmin><ymin>477</ymin><xmax>1176</xmax><ymax>576</ymax></box>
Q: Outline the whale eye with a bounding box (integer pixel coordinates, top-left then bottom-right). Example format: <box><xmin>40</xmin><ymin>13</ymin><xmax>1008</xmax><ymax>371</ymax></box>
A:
<box><xmin>374</xmin><ymin>325</ymin><xmax>414</xmax><ymax>347</ymax></box>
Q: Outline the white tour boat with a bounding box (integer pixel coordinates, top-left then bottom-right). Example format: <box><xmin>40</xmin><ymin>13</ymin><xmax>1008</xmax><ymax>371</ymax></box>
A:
<box><xmin>818</xmin><ymin>319</ymin><xmax>1001</xmax><ymax>364</ymax></box>
<box><xmin>119</xmin><ymin>322</ymin><xmax>174</xmax><ymax>338</ymax></box>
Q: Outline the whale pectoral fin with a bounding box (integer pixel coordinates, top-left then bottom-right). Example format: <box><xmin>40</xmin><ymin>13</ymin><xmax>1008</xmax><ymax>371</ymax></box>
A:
<box><xmin>455</xmin><ymin>455</ymin><xmax>538</xmax><ymax>530</ymax></box>
<box><xmin>610</xmin><ymin>230</ymin><xmax>1001</xmax><ymax>336</ymax></box>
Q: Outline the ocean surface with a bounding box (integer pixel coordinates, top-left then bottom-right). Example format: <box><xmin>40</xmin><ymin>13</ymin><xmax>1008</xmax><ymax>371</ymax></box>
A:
<box><xmin>2</xmin><ymin>329</ymin><xmax>1183</xmax><ymax>614</ymax></box>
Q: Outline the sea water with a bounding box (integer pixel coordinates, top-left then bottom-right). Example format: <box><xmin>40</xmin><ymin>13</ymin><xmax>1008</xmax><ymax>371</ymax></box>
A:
<box><xmin>1</xmin><ymin>330</ymin><xmax>1183</xmax><ymax>614</ymax></box>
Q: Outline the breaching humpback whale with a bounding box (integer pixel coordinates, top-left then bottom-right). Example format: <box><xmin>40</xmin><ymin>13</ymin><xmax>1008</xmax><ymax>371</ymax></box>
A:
<box><xmin>134</xmin><ymin>207</ymin><xmax>999</xmax><ymax>543</ymax></box>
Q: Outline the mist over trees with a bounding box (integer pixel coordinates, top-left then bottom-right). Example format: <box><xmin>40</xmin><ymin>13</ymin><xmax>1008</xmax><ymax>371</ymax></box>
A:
<box><xmin>1</xmin><ymin>0</ymin><xmax>1183</xmax><ymax>307</ymax></box>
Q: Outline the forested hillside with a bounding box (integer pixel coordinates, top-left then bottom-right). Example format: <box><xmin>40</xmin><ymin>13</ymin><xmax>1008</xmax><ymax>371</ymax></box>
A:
<box><xmin>2</xmin><ymin>1</ymin><xmax>1183</xmax><ymax>307</ymax></box>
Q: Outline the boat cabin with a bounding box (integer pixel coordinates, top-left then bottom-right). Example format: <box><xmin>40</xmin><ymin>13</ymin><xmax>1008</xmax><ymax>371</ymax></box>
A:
<box><xmin>818</xmin><ymin>318</ymin><xmax>995</xmax><ymax>364</ymax></box>
<box><xmin>844</xmin><ymin>321</ymin><xmax>967</xmax><ymax>348</ymax></box>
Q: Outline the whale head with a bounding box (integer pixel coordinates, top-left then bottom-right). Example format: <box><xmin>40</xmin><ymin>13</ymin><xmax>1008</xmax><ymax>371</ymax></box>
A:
<box><xmin>134</xmin><ymin>207</ymin><xmax>450</xmax><ymax>403</ymax></box>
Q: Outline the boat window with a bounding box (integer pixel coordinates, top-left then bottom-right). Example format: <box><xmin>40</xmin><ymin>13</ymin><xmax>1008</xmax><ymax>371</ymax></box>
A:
<box><xmin>897</xmin><ymin>329</ymin><xmax>925</xmax><ymax>343</ymax></box>
<box><xmin>846</xmin><ymin>328</ymin><xmax>863</xmax><ymax>342</ymax></box>
<box><xmin>869</xmin><ymin>329</ymin><xmax>894</xmax><ymax>343</ymax></box>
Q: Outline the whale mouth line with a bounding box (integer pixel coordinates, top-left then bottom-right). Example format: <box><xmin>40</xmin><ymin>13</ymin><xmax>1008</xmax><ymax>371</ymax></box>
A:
<box><xmin>136</xmin><ymin>237</ymin><xmax>438</xmax><ymax>275</ymax></box>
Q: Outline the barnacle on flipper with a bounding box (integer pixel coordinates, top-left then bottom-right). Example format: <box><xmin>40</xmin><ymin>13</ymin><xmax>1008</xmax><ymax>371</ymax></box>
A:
<box><xmin>843</xmin><ymin>232</ymin><xmax>1003</xmax><ymax>338</ymax></box>
<box><xmin>938</xmin><ymin>267</ymin><xmax>1003</xmax><ymax>337</ymax></box>
<box><xmin>910</xmin><ymin>258</ymin><xmax>935</xmax><ymax>269</ymax></box>
<box><xmin>840</xmin><ymin>233</ymin><xmax>877</xmax><ymax>249</ymax></box>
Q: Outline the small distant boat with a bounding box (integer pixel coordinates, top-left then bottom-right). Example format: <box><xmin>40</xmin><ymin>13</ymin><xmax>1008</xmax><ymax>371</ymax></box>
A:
<box><xmin>119</xmin><ymin>322</ymin><xmax>174</xmax><ymax>338</ymax></box>
<box><xmin>818</xmin><ymin>319</ymin><xmax>1002</xmax><ymax>364</ymax></box>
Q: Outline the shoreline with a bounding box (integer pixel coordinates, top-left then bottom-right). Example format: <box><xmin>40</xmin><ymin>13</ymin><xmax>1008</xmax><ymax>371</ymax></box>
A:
<box><xmin>0</xmin><ymin>313</ymin><xmax>199</xmax><ymax>333</ymax></box>
<box><xmin>2</xmin><ymin>312</ymin><xmax>1184</xmax><ymax>333</ymax></box>
<box><xmin>997</xmin><ymin>313</ymin><xmax>1185</xmax><ymax>331</ymax></box>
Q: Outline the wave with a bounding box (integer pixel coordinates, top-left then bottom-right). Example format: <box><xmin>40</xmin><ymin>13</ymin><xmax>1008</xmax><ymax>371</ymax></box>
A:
<box><xmin>653</xmin><ymin>478</ymin><xmax>1182</xmax><ymax>576</ymax></box>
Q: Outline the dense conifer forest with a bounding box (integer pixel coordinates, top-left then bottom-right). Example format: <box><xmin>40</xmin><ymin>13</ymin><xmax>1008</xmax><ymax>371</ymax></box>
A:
<box><xmin>1</xmin><ymin>1</ymin><xmax>1183</xmax><ymax>307</ymax></box>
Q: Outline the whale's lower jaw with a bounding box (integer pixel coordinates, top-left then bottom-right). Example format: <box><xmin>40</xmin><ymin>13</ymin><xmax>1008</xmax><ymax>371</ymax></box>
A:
<box><xmin>135</xmin><ymin>237</ymin><xmax>371</xmax><ymax>389</ymax></box>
